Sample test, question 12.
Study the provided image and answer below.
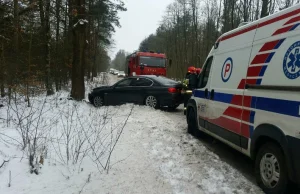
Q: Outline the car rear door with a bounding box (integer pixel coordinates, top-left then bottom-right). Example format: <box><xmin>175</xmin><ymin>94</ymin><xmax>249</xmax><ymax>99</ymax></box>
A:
<box><xmin>129</xmin><ymin>77</ymin><xmax>154</xmax><ymax>104</ymax></box>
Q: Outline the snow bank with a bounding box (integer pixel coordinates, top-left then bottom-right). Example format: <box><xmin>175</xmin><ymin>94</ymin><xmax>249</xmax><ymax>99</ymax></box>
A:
<box><xmin>0</xmin><ymin>74</ymin><xmax>262</xmax><ymax>194</ymax></box>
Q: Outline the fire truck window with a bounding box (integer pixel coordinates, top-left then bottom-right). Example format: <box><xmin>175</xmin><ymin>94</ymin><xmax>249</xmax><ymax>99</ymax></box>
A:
<box><xmin>115</xmin><ymin>79</ymin><xmax>132</xmax><ymax>87</ymax></box>
<box><xmin>140</xmin><ymin>56</ymin><xmax>166</xmax><ymax>67</ymax></box>
<box><xmin>131</xmin><ymin>78</ymin><xmax>153</xmax><ymax>87</ymax></box>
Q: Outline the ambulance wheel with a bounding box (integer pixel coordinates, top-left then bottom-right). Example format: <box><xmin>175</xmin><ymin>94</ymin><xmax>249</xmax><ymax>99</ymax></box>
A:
<box><xmin>255</xmin><ymin>142</ymin><xmax>288</xmax><ymax>194</ymax></box>
<box><xmin>187</xmin><ymin>108</ymin><xmax>200</xmax><ymax>137</ymax></box>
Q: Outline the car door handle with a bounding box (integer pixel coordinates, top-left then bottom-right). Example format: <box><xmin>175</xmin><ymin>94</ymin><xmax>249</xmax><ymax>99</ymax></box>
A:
<box><xmin>204</xmin><ymin>88</ymin><xmax>208</xmax><ymax>98</ymax></box>
<box><xmin>210</xmin><ymin>89</ymin><xmax>215</xmax><ymax>100</ymax></box>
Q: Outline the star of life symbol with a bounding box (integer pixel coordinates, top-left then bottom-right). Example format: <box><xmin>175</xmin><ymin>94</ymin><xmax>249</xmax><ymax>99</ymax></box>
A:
<box><xmin>283</xmin><ymin>41</ymin><xmax>300</xmax><ymax>79</ymax></box>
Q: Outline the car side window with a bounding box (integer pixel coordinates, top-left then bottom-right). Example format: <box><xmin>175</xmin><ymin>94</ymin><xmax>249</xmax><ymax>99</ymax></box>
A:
<box><xmin>197</xmin><ymin>56</ymin><xmax>213</xmax><ymax>88</ymax></box>
<box><xmin>131</xmin><ymin>78</ymin><xmax>153</xmax><ymax>86</ymax></box>
<box><xmin>115</xmin><ymin>79</ymin><xmax>132</xmax><ymax>87</ymax></box>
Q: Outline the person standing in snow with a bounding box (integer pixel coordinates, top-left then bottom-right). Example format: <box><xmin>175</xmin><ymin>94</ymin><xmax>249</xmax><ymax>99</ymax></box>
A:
<box><xmin>183</xmin><ymin>66</ymin><xmax>197</xmax><ymax>115</ymax></box>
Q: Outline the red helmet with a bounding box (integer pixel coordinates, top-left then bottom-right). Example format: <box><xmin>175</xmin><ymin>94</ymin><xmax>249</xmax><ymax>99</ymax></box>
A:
<box><xmin>187</xmin><ymin>66</ymin><xmax>196</xmax><ymax>73</ymax></box>
<box><xmin>196</xmin><ymin>68</ymin><xmax>202</xmax><ymax>74</ymax></box>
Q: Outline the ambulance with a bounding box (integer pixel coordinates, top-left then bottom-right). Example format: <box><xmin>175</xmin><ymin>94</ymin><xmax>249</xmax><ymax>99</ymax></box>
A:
<box><xmin>186</xmin><ymin>4</ymin><xmax>300</xmax><ymax>193</ymax></box>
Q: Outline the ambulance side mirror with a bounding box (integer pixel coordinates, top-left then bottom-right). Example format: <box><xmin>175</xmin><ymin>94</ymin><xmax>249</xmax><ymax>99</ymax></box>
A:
<box><xmin>214</xmin><ymin>42</ymin><xmax>219</xmax><ymax>49</ymax></box>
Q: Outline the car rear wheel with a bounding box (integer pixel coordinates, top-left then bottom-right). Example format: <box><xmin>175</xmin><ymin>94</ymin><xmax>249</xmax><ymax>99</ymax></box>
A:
<box><xmin>145</xmin><ymin>95</ymin><xmax>158</xmax><ymax>108</ymax></box>
<box><xmin>255</xmin><ymin>142</ymin><xmax>288</xmax><ymax>194</ymax></box>
<box><xmin>93</xmin><ymin>96</ymin><xmax>103</xmax><ymax>107</ymax></box>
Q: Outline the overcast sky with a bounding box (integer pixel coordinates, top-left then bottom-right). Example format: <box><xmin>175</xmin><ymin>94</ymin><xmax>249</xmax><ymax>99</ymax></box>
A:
<box><xmin>109</xmin><ymin>0</ymin><xmax>174</xmax><ymax>59</ymax></box>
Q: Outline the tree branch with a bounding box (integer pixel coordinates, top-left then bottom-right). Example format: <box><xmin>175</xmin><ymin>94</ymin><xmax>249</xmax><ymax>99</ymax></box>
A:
<box><xmin>0</xmin><ymin>160</ymin><xmax>9</xmax><ymax>168</ymax></box>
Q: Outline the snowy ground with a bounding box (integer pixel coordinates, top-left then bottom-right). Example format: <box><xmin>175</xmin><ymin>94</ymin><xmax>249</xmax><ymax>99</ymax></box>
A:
<box><xmin>0</xmin><ymin>74</ymin><xmax>263</xmax><ymax>194</ymax></box>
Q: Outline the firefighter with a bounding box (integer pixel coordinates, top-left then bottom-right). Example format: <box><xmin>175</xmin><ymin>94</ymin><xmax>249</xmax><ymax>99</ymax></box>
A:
<box><xmin>196</xmin><ymin>68</ymin><xmax>202</xmax><ymax>75</ymax></box>
<box><xmin>183</xmin><ymin>66</ymin><xmax>197</xmax><ymax>115</ymax></box>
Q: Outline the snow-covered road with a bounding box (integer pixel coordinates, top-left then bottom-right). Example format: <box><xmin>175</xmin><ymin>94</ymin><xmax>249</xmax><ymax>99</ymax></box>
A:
<box><xmin>0</xmin><ymin>74</ymin><xmax>263</xmax><ymax>194</ymax></box>
<box><xmin>113</xmin><ymin>105</ymin><xmax>263</xmax><ymax>194</ymax></box>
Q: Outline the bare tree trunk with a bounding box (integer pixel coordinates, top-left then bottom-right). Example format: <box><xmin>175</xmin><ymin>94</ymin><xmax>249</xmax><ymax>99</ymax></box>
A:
<box><xmin>55</xmin><ymin>0</ymin><xmax>61</xmax><ymax>91</ymax></box>
<box><xmin>183</xmin><ymin>0</ymin><xmax>188</xmax><ymax>65</ymax></box>
<box><xmin>71</xmin><ymin>0</ymin><xmax>86</xmax><ymax>100</ymax></box>
<box><xmin>39</xmin><ymin>0</ymin><xmax>54</xmax><ymax>95</ymax></box>
<box><xmin>92</xmin><ymin>23</ymin><xmax>98</xmax><ymax>79</ymax></box>
<box><xmin>243</xmin><ymin>0</ymin><xmax>248</xmax><ymax>22</ymax></box>
<box><xmin>191</xmin><ymin>0</ymin><xmax>199</xmax><ymax>67</ymax></box>
<box><xmin>9</xmin><ymin>0</ymin><xmax>19</xmax><ymax>102</ymax></box>
<box><xmin>0</xmin><ymin>43</ymin><xmax>5</xmax><ymax>97</ymax></box>
<box><xmin>285</xmin><ymin>0</ymin><xmax>291</xmax><ymax>8</ymax></box>
<box><xmin>45</xmin><ymin>0</ymin><xmax>54</xmax><ymax>95</ymax></box>
<box><xmin>231</xmin><ymin>0</ymin><xmax>234</xmax><ymax>29</ymax></box>
<box><xmin>27</xmin><ymin>18</ymin><xmax>34</xmax><ymax>107</ymax></box>
<box><xmin>255</xmin><ymin>0</ymin><xmax>260</xmax><ymax>20</ymax></box>
<box><xmin>216</xmin><ymin>0</ymin><xmax>222</xmax><ymax>39</ymax></box>
<box><xmin>63</xmin><ymin>0</ymin><xmax>68</xmax><ymax>86</ymax></box>
<box><xmin>68</xmin><ymin>0</ymin><xmax>73</xmax><ymax>82</ymax></box>
<box><xmin>86</xmin><ymin>0</ymin><xmax>92</xmax><ymax>80</ymax></box>
<box><xmin>261</xmin><ymin>0</ymin><xmax>269</xmax><ymax>18</ymax></box>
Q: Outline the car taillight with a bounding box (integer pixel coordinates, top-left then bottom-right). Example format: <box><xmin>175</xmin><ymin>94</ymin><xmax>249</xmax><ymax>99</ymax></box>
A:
<box><xmin>168</xmin><ymin>87</ymin><xmax>180</xmax><ymax>93</ymax></box>
<box><xmin>168</xmin><ymin>88</ymin><xmax>177</xmax><ymax>93</ymax></box>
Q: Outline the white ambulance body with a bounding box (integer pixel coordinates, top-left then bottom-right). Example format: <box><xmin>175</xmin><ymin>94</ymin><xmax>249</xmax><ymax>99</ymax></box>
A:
<box><xmin>186</xmin><ymin>4</ymin><xmax>300</xmax><ymax>193</ymax></box>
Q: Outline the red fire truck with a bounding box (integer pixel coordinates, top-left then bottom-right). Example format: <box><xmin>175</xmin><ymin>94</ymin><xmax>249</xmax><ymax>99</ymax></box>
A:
<box><xmin>126</xmin><ymin>51</ymin><xmax>171</xmax><ymax>76</ymax></box>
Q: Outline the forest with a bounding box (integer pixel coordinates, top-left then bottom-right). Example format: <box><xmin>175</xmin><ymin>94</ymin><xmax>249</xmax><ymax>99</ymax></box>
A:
<box><xmin>1</xmin><ymin>0</ymin><xmax>300</xmax><ymax>101</ymax></box>
<box><xmin>138</xmin><ymin>0</ymin><xmax>299</xmax><ymax>78</ymax></box>
<box><xmin>0</xmin><ymin>0</ymin><xmax>126</xmax><ymax>101</ymax></box>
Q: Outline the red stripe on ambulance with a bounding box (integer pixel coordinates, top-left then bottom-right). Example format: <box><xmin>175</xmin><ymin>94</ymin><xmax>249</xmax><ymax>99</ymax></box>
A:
<box><xmin>217</xmin><ymin>8</ymin><xmax>300</xmax><ymax>43</ymax></box>
<box><xmin>247</xmin><ymin>66</ymin><xmax>265</xmax><ymax>77</ymax></box>
<box><xmin>272</xmin><ymin>24</ymin><xmax>295</xmax><ymax>35</ymax></box>
<box><xmin>284</xmin><ymin>15</ymin><xmax>300</xmax><ymax>25</ymax></box>
<box><xmin>259</xmin><ymin>40</ymin><xmax>281</xmax><ymax>52</ymax></box>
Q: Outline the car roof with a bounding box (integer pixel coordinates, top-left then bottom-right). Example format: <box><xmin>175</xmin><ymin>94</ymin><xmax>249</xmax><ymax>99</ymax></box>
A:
<box><xmin>131</xmin><ymin>75</ymin><xmax>162</xmax><ymax>79</ymax></box>
<box><xmin>130</xmin><ymin>75</ymin><xmax>180</xmax><ymax>85</ymax></box>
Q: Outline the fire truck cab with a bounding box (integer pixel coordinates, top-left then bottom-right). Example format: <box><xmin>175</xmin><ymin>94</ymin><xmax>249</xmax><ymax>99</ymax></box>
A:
<box><xmin>126</xmin><ymin>51</ymin><xmax>170</xmax><ymax>76</ymax></box>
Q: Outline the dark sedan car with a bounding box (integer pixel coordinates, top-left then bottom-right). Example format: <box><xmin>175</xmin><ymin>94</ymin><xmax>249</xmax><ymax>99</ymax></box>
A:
<box><xmin>88</xmin><ymin>75</ymin><xmax>183</xmax><ymax>109</ymax></box>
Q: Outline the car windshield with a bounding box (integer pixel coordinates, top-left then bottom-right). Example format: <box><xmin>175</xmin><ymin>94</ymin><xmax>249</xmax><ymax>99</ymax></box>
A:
<box><xmin>139</xmin><ymin>56</ymin><xmax>166</xmax><ymax>67</ymax></box>
<box><xmin>153</xmin><ymin>76</ymin><xmax>179</xmax><ymax>86</ymax></box>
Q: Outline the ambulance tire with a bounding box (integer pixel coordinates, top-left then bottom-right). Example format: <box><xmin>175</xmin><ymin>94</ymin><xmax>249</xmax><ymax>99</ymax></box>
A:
<box><xmin>187</xmin><ymin>108</ymin><xmax>200</xmax><ymax>137</ymax></box>
<box><xmin>255</xmin><ymin>142</ymin><xmax>288</xmax><ymax>194</ymax></box>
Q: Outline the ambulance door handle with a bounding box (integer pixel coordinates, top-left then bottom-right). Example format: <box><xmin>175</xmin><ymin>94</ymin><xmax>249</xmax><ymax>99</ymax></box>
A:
<box><xmin>210</xmin><ymin>89</ymin><xmax>215</xmax><ymax>100</ymax></box>
<box><xmin>204</xmin><ymin>88</ymin><xmax>208</xmax><ymax>98</ymax></box>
